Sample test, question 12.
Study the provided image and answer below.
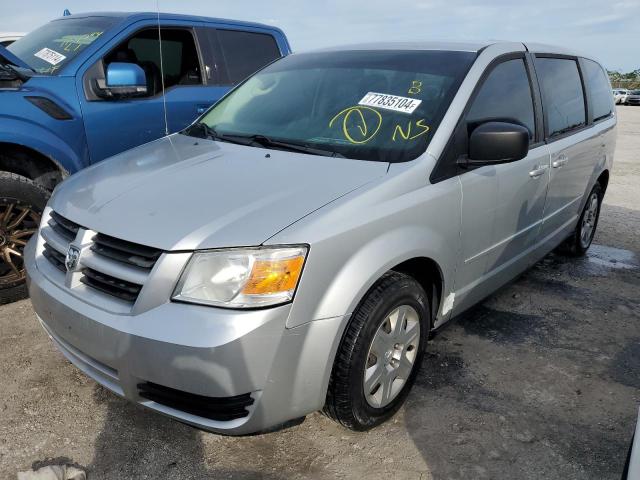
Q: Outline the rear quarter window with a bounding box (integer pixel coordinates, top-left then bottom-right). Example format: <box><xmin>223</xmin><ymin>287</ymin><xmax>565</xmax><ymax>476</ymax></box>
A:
<box><xmin>217</xmin><ymin>30</ymin><xmax>282</xmax><ymax>84</ymax></box>
<box><xmin>582</xmin><ymin>58</ymin><xmax>613</xmax><ymax>121</ymax></box>
<box><xmin>535</xmin><ymin>57</ymin><xmax>586</xmax><ymax>138</ymax></box>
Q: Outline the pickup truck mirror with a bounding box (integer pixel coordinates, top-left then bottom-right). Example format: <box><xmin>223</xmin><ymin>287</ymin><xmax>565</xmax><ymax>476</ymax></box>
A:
<box><xmin>460</xmin><ymin>121</ymin><xmax>530</xmax><ymax>167</ymax></box>
<box><xmin>96</xmin><ymin>62</ymin><xmax>148</xmax><ymax>99</ymax></box>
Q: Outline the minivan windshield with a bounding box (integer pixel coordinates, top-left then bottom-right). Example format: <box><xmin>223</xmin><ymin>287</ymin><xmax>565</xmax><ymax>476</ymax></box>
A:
<box><xmin>192</xmin><ymin>50</ymin><xmax>476</xmax><ymax>162</ymax></box>
<box><xmin>8</xmin><ymin>17</ymin><xmax>117</xmax><ymax>75</ymax></box>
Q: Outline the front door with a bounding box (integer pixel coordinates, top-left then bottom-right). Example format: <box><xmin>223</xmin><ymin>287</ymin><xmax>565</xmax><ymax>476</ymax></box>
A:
<box><xmin>454</xmin><ymin>56</ymin><xmax>550</xmax><ymax>312</ymax></box>
<box><xmin>78</xmin><ymin>23</ymin><xmax>222</xmax><ymax>163</ymax></box>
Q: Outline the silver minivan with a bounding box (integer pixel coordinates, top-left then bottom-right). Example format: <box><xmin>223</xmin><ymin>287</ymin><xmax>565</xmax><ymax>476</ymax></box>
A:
<box><xmin>25</xmin><ymin>41</ymin><xmax>615</xmax><ymax>434</ymax></box>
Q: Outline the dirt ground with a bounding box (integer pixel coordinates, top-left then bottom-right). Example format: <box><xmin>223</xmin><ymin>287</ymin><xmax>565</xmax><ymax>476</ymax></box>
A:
<box><xmin>1</xmin><ymin>107</ymin><xmax>639</xmax><ymax>480</ymax></box>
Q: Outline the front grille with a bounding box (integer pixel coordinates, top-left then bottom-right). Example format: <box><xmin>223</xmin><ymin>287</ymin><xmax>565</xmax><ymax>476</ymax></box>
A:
<box><xmin>40</xmin><ymin>210</ymin><xmax>164</xmax><ymax>307</ymax></box>
<box><xmin>137</xmin><ymin>382</ymin><xmax>254</xmax><ymax>421</ymax></box>
<box><xmin>80</xmin><ymin>268</ymin><xmax>142</xmax><ymax>303</ymax></box>
<box><xmin>42</xmin><ymin>243</ymin><xmax>66</xmax><ymax>273</ymax></box>
<box><xmin>91</xmin><ymin>233</ymin><xmax>161</xmax><ymax>269</ymax></box>
<box><xmin>49</xmin><ymin>211</ymin><xmax>80</xmax><ymax>242</ymax></box>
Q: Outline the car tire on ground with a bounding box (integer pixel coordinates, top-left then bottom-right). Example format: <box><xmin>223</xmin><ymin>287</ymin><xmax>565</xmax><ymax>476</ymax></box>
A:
<box><xmin>324</xmin><ymin>271</ymin><xmax>430</xmax><ymax>431</ymax></box>
<box><xmin>0</xmin><ymin>172</ymin><xmax>49</xmax><ymax>305</ymax></box>
<box><xmin>559</xmin><ymin>182</ymin><xmax>603</xmax><ymax>257</ymax></box>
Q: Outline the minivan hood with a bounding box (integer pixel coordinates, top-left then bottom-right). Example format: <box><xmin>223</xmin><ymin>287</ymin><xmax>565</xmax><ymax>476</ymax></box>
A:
<box><xmin>0</xmin><ymin>44</ymin><xmax>32</xmax><ymax>70</ymax></box>
<box><xmin>51</xmin><ymin>134</ymin><xmax>388</xmax><ymax>251</ymax></box>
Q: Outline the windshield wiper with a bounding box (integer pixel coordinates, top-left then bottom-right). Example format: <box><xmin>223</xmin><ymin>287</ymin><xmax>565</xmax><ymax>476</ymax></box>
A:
<box><xmin>223</xmin><ymin>134</ymin><xmax>345</xmax><ymax>158</ymax></box>
<box><xmin>0</xmin><ymin>62</ymin><xmax>29</xmax><ymax>82</ymax></box>
<box><xmin>184</xmin><ymin>122</ymin><xmax>248</xmax><ymax>145</ymax></box>
<box><xmin>186</xmin><ymin>125</ymin><xmax>344</xmax><ymax>158</ymax></box>
<box><xmin>185</xmin><ymin>122</ymin><xmax>262</xmax><ymax>147</ymax></box>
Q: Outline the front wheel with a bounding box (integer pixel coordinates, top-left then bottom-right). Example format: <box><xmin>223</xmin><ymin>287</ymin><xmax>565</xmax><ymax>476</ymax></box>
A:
<box><xmin>0</xmin><ymin>172</ymin><xmax>49</xmax><ymax>304</ymax></box>
<box><xmin>324</xmin><ymin>271</ymin><xmax>430</xmax><ymax>431</ymax></box>
<box><xmin>560</xmin><ymin>183</ymin><xmax>603</xmax><ymax>257</ymax></box>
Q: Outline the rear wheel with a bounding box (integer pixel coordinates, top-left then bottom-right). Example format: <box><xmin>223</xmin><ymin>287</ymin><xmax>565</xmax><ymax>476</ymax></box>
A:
<box><xmin>559</xmin><ymin>183</ymin><xmax>603</xmax><ymax>257</ymax></box>
<box><xmin>0</xmin><ymin>172</ymin><xmax>49</xmax><ymax>305</ymax></box>
<box><xmin>324</xmin><ymin>271</ymin><xmax>430</xmax><ymax>430</ymax></box>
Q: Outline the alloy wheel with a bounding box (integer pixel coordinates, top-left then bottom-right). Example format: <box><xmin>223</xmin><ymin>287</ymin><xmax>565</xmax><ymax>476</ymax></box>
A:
<box><xmin>0</xmin><ymin>199</ymin><xmax>40</xmax><ymax>288</ymax></box>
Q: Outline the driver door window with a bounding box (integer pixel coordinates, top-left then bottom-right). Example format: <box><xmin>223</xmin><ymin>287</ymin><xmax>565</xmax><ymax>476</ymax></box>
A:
<box><xmin>104</xmin><ymin>28</ymin><xmax>202</xmax><ymax>97</ymax></box>
<box><xmin>467</xmin><ymin>59</ymin><xmax>536</xmax><ymax>139</ymax></box>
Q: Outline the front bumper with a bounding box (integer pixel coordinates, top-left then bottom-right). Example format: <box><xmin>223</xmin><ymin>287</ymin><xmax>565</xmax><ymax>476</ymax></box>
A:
<box><xmin>25</xmin><ymin>239</ymin><xmax>347</xmax><ymax>435</ymax></box>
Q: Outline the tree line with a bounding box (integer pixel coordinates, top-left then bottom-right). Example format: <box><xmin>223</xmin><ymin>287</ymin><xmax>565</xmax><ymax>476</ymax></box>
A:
<box><xmin>608</xmin><ymin>69</ymin><xmax>640</xmax><ymax>89</ymax></box>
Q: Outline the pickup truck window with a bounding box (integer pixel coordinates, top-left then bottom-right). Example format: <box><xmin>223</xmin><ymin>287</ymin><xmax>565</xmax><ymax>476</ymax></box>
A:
<box><xmin>104</xmin><ymin>28</ymin><xmax>202</xmax><ymax>96</ymax></box>
<box><xmin>535</xmin><ymin>57</ymin><xmax>586</xmax><ymax>138</ymax></box>
<box><xmin>8</xmin><ymin>17</ymin><xmax>117</xmax><ymax>75</ymax></box>
<box><xmin>467</xmin><ymin>58</ymin><xmax>536</xmax><ymax>139</ymax></box>
<box><xmin>216</xmin><ymin>30</ymin><xmax>281</xmax><ymax>84</ymax></box>
<box><xmin>195</xmin><ymin>50</ymin><xmax>475</xmax><ymax>162</ymax></box>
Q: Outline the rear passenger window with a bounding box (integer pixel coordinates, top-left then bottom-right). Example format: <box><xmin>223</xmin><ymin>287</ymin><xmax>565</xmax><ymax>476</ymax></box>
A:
<box><xmin>466</xmin><ymin>58</ymin><xmax>536</xmax><ymax>140</ymax></box>
<box><xmin>582</xmin><ymin>59</ymin><xmax>613</xmax><ymax>121</ymax></box>
<box><xmin>217</xmin><ymin>30</ymin><xmax>281</xmax><ymax>84</ymax></box>
<box><xmin>535</xmin><ymin>57</ymin><xmax>586</xmax><ymax>137</ymax></box>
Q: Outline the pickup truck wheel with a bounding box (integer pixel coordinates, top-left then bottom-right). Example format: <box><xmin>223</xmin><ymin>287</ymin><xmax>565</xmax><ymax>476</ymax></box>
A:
<box><xmin>324</xmin><ymin>271</ymin><xmax>430</xmax><ymax>431</ymax></box>
<box><xmin>560</xmin><ymin>183</ymin><xmax>603</xmax><ymax>257</ymax></box>
<box><xmin>0</xmin><ymin>172</ymin><xmax>49</xmax><ymax>305</ymax></box>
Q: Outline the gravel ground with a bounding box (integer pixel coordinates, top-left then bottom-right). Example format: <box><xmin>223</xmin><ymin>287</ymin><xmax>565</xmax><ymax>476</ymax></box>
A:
<box><xmin>1</xmin><ymin>107</ymin><xmax>639</xmax><ymax>480</ymax></box>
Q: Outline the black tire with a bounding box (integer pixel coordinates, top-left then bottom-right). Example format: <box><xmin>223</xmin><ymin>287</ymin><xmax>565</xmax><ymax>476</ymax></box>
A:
<box><xmin>0</xmin><ymin>172</ymin><xmax>50</xmax><ymax>305</ymax></box>
<box><xmin>324</xmin><ymin>271</ymin><xmax>430</xmax><ymax>431</ymax></box>
<box><xmin>559</xmin><ymin>182</ymin><xmax>603</xmax><ymax>257</ymax></box>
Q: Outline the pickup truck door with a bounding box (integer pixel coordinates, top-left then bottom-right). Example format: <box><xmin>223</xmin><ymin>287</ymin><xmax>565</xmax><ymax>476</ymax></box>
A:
<box><xmin>452</xmin><ymin>55</ymin><xmax>550</xmax><ymax>314</ymax></box>
<box><xmin>78</xmin><ymin>21</ymin><xmax>224</xmax><ymax>163</ymax></box>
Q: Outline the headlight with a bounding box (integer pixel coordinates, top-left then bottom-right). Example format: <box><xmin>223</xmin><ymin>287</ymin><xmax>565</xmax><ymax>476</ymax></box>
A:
<box><xmin>172</xmin><ymin>246</ymin><xmax>308</xmax><ymax>308</ymax></box>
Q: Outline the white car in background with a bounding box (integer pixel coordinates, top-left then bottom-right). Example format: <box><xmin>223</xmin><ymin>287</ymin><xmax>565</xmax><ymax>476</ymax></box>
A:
<box><xmin>614</xmin><ymin>89</ymin><xmax>630</xmax><ymax>105</ymax></box>
<box><xmin>0</xmin><ymin>32</ymin><xmax>24</xmax><ymax>47</ymax></box>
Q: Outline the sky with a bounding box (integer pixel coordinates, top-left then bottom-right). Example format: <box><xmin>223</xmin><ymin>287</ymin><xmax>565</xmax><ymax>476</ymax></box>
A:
<box><xmin>2</xmin><ymin>0</ymin><xmax>639</xmax><ymax>71</ymax></box>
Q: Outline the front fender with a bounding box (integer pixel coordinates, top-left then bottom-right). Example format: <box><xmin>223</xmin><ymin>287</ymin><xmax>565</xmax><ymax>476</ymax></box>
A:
<box><xmin>313</xmin><ymin>225</ymin><xmax>451</xmax><ymax>323</ymax></box>
<box><xmin>272</xmin><ymin>169</ymin><xmax>462</xmax><ymax>329</ymax></box>
<box><xmin>0</xmin><ymin>116</ymin><xmax>85</xmax><ymax>174</ymax></box>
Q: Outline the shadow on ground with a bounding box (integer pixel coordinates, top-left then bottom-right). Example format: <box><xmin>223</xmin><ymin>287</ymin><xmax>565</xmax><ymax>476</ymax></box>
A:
<box><xmin>404</xmin><ymin>235</ymin><xmax>640</xmax><ymax>480</ymax></box>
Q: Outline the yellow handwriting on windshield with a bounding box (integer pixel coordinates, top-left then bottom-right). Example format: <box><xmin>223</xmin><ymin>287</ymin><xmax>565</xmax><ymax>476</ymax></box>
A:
<box><xmin>54</xmin><ymin>32</ymin><xmax>104</xmax><ymax>52</ymax></box>
<box><xmin>392</xmin><ymin>119</ymin><xmax>430</xmax><ymax>141</ymax></box>
<box><xmin>408</xmin><ymin>80</ymin><xmax>422</xmax><ymax>95</ymax></box>
<box><xmin>329</xmin><ymin>106</ymin><xmax>383</xmax><ymax>144</ymax></box>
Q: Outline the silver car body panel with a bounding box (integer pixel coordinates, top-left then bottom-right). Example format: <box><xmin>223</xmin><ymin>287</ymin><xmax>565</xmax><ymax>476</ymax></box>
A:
<box><xmin>26</xmin><ymin>41</ymin><xmax>615</xmax><ymax>434</ymax></box>
<box><xmin>49</xmin><ymin>134</ymin><xmax>388</xmax><ymax>251</ymax></box>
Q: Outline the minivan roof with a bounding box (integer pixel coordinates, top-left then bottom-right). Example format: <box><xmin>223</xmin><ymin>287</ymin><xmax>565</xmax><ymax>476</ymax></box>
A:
<box><xmin>312</xmin><ymin>41</ymin><xmax>599</xmax><ymax>64</ymax></box>
<box><xmin>51</xmin><ymin>11</ymin><xmax>284</xmax><ymax>32</ymax></box>
<box><xmin>315</xmin><ymin>41</ymin><xmax>495</xmax><ymax>53</ymax></box>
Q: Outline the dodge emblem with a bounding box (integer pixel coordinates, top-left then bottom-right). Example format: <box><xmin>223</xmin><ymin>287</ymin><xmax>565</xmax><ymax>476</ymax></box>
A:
<box><xmin>65</xmin><ymin>245</ymin><xmax>81</xmax><ymax>271</ymax></box>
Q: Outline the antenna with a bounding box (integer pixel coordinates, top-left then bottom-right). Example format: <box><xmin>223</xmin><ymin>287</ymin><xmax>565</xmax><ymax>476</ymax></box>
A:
<box><xmin>157</xmin><ymin>0</ymin><xmax>169</xmax><ymax>136</ymax></box>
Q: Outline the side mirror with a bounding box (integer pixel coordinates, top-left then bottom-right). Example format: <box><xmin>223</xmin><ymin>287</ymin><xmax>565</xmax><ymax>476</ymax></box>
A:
<box><xmin>96</xmin><ymin>62</ymin><xmax>147</xmax><ymax>99</ymax></box>
<box><xmin>460</xmin><ymin>121</ymin><xmax>530</xmax><ymax>167</ymax></box>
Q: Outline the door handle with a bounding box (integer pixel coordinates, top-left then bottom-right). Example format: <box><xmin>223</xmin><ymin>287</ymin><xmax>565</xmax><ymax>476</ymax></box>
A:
<box><xmin>529</xmin><ymin>165</ymin><xmax>549</xmax><ymax>178</ymax></box>
<box><xmin>552</xmin><ymin>155</ymin><xmax>568</xmax><ymax>168</ymax></box>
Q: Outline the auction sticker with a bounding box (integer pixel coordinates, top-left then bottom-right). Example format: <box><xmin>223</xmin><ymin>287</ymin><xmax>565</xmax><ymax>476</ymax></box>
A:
<box><xmin>358</xmin><ymin>92</ymin><xmax>422</xmax><ymax>114</ymax></box>
<box><xmin>34</xmin><ymin>48</ymin><xmax>66</xmax><ymax>66</ymax></box>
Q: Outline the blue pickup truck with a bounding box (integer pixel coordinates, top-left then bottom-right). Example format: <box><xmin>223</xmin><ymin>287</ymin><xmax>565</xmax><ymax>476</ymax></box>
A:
<box><xmin>0</xmin><ymin>12</ymin><xmax>291</xmax><ymax>303</ymax></box>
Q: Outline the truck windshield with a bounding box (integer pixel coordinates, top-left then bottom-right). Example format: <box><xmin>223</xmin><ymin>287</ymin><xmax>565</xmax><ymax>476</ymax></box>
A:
<box><xmin>194</xmin><ymin>50</ymin><xmax>476</xmax><ymax>163</ymax></box>
<box><xmin>8</xmin><ymin>17</ymin><xmax>117</xmax><ymax>75</ymax></box>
